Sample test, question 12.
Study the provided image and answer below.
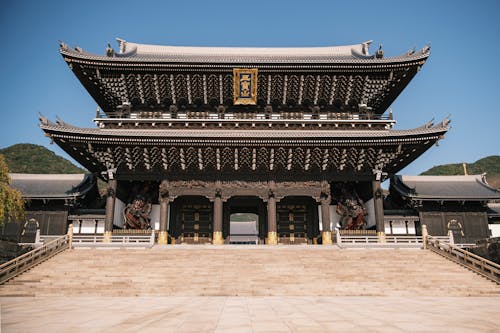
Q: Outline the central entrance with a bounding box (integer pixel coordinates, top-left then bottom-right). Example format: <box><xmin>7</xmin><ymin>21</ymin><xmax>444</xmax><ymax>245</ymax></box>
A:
<box><xmin>224</xmin><ymin>196</ymin><xmax>266</xmax><ymax>244</ymax></box>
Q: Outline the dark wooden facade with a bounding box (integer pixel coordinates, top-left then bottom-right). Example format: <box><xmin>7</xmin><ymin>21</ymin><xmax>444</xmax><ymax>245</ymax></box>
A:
<box><xmin>40</xmin><ymin>39</ymin><xmax>448</xmax><ymax>244</ymax></box>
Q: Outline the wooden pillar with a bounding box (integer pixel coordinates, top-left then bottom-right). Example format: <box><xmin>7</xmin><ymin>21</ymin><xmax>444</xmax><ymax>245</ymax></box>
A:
<box><xmin>267</xmin><ymin>194</ymin><xmax>278</xmax><ymax>245</ymax></box>
<box><xmin>213</xmin><ymin>194</ymin><xmax>224</xmax><ymax>244</ymax></box>
<box><xmin>372</xmin><ymin>177</ymin><xmax>386</xmax><ymax>242</ymax></box>
<box><xmin>158</xmin><ymin>180</ymin><xmax>170</xmax><ymax>245</ymax></box>
<box><xmin>321</xmin><ymin>196</ymin><xmax>332</xmax><ymax>245</ymax></box>
<box><xmin>103</xmin><ymin>179</ymin><xmax>117</xmax><ymax>243</ymax></box>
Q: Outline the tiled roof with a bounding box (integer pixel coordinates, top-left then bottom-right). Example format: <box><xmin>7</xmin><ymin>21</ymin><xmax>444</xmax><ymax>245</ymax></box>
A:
<box><xmin>9</xmin><ymin>173</ymin><xmax>96</xmax><ymax>199</ymax></box>
<box><xmin>392</xmin><ymin>174</ymin><xmax>500</xmax><ymax>201</ymax></box>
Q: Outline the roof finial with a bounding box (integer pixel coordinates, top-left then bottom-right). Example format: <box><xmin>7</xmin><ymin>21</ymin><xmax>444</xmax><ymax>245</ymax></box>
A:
<box><xmin>422</xmin><ymin>43</ymin><xmax>431</xmax><ymax>54</ymax></box>
<box><xmin>375</xmin><ymin>44</ymin><xmax>384</xmax><ymax>59</ymax></box>
<box><xmin>106</xmin><ymin>43</ymin><xmax>115</xmax><ymax>57</ymax></box>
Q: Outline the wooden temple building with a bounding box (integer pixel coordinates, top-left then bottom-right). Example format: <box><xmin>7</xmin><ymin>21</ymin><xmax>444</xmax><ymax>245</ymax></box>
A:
<box><xmin>39</xmin><ymin>38</ymin><xmax>450</xmax><ymax>244</ymax></box>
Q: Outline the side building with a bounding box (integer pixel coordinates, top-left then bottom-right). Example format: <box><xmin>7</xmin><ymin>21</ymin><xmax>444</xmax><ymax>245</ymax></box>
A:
<box><xmin>40</xmin><ymin>38</ymin><xmax>449</xmax><ymax>244</ymax></box>
<box><xmin>389</xmin><ymin>174</ymin><xmax>500</xmax><ymax>243</ymax></box>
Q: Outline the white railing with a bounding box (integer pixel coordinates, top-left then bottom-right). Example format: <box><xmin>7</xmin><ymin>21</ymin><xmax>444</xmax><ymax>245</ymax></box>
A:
<box><xmin>335</xmin><ymin>234</ymin><xmax>450</xmax><ymax>248</ymax></box>
<box><xmin>72</xmin><ymin>232</ymin><xmax>155</xmax><ymax>247</ymax></box>
<box><xmin>0</xmin><ymin>235</ymin><xmax>69</xmax><ymax>284</ymax></box>
<box><xmin>426</xmin><ymin>235</ymin><xmax>500</xmax><ymax>284</ymax></box>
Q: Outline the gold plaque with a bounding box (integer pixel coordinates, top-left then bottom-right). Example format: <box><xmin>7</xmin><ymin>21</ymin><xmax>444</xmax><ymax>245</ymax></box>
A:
<box><xmin>233</xmin><ymin>68</ymin><xmax>258</xmax><ymax>105</ymax></box>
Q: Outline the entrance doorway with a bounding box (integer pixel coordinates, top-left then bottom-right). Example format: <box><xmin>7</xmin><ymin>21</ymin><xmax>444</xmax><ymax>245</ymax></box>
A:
<box><xmin>170</xmin><ymin>196</ymin><xmax>212</xmax><ymax>244</ymax></box>
<box><xmin>224</xmin><ymin>196</ymin><xmax>266</xmax><ymax>244</ymax></box>
<box><xmin>229</xmin><ymin>213</ymin><xmax>259</xmax><ymax>244</ymax></box>
<box><xmin>277</xmin><ymin>197</ymin><xmax>319</xmax><ymax>244</ymax></box>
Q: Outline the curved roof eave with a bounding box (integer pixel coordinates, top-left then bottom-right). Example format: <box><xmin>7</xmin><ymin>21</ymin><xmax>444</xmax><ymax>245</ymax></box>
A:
<box><xmin>59</xmin><ymin>40</ymin><xmax>430</xmax><ymax>66</ymax></box>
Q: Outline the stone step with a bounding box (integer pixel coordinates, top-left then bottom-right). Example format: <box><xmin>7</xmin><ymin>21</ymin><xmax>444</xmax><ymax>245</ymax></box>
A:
<box><xmin>1</xmin><ymin>247</ymin><xmax>498</xmax><ymax>297</ymax></box>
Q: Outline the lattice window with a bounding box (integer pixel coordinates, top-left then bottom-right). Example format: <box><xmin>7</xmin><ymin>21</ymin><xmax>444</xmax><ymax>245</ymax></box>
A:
<box><xmin>334</xmin><ymin>76</ymin><xmax>348</xmax><ymax>106</ymax></box>
<box><xmin>149</xmin><ymin>147</ymin><xmax>161</xmax><ymax>169</ymax></box>
<box><xmin>275</xmin><ymin>147</ymin><xmax>288</xmax><ymax>170</ymax></box>
<box><xmin>270</xmin><ymin>75</ymin><xmax>284</xmax><ymax>105</ymax></box>
<box><xmin>206</xmin><ymin>74</ymin><xmax>219</xmax><ymax>104</ymax></box>
<box><xmin>310</xmin><ymin>148</ymin><xmax>323</xmax><ymax>171</ymax></box>
<box><xmin>167</xmin><ymin>147</ymin><xmax>180</xmax><ymax>170</ymax></box>
<box><xmin>286</xmin><ymin>75</ymin><xmax>300</xmax><ymax>105</ymax></box>
<box><xmin>239</xmin><ymin>147</ymin><xmax>252</xmax><ymax>170</ymax></box>
<box><xmin>257</xmin><ymin>74</ymin><xmax>267</xmax><ymax>103</ymax></box>
<box><xmin>222</xmin><ymin>74</ymin><xmax>233</xmax><ymax>105</ymax></box>
<box><xmin>302</xmin><ymin>75</ymin><xmax>316</xmax><ymax>105</ymax></box>
<box><xmin>158</xmin><ymin>74</ymin><xmax>172</xmax><ymax>105</ymax></box>
<box><xmin>125</xmin><ymin>74</ymin><xmax>140</xmax><ymax>106</ymax></box>
<box><xmin>142</xmin><ymin>74</ymin><xmax>156</xmax><ymax>105</ymax></box>
<box><xmin>190</xmin><ymin>74</ymin><xmax>204</xmax><ymax>104</ymax></box>
<box><xmin>221</xmin><ymin>147</ymin><xmax>233</xmax><ymax>170</ymax></box>
<box><xmin>185</xmin><ymin>147</ymin><xmax>198</xmax><ymax>170</ymax></box>
<box><xmin>256</xmin><ymin>147</ymin><xmax>269</xmax><ymax>170</ymax></box>
<box><xmin>317</xmin><ymin>75</ymin><xmax>332</xmax><ymax>105</ymax></box>
<box><xmin>203</xmin><ymin>147</ymin><xmax>216</xmax><ymax>170</ymax></box>
<box><xmin>292</xmin><ymin>148</ymin><xmax>305</xmax><ymax>170</ymax></box>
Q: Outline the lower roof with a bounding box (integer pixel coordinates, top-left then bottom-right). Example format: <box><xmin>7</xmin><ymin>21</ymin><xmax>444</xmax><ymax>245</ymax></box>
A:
<box><xmin>391</xmin><ymin>174</ymin><xmax>500</xmax><ymax>201</ymax></box>
<box><xmin>9</xmin><ymin>173</ymin><xmax>96</xmax><ymax>200</ymax></box>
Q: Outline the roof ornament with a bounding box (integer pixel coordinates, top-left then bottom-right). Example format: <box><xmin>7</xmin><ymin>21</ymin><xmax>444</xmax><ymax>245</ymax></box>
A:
<box><xmin>361</xmin><ymin>40</ymin><xmax>373</xmax><ymax>55</ymax></box>
<box><xmin>59</xmin><ymin>41</ymin><xmax>68</xmax><ymax>51</ymax></box>
<box><xmin>106</xmin><ymin>43</ymin><xmax>115</xmax><ymax>57</ymax></box>
<box><xmin>440</xmin><ymin>114</ymin><xmax>451</xmax><ymax>127</ymax></box>
<box><xmin>56</xmin><ymin>116</ymin><xmax>68</xmax><ymax>127</ymax></box>
<box><xmin>75</xmin><ymin>46</ymin><xmax>83</xmax><ymax>53</ymax></box>
<box><xmin>425</xmin><ymin>118</ymin><xmax>434</xmax><ymax>128</ymax></box>
<box><xmin>375</xmin><ymin>44</ymin><xmax>384</xmax><ymax>59</ymax></box>
<box><xmin>38</xmin><ymin>113</ymin><xmax>49</xmax><ymax>125</ymax></box>
<box><xmin>407</xmin><ymin>47</ymin><xmax>416</xmax><ymax>56</ymax></box>
<box><xmin>116</xmin><ymin>38</ymin><xmax>126</xmax><ymax>54</ymax></box>
<box><xmin>422</xmin><ymin>43</ymin><xmax>431</xmax><ymax>54</ymax></box>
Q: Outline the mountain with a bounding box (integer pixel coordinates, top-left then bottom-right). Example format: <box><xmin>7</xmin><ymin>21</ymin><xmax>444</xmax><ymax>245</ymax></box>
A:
<box><xmin>0</xmin><ymin>144</ymin><xmax>86</xmax><ymax>174</ymax></box>
<box><xmin>421</xmin><ymin>156</ymin><xmax>500</xmax><ymax>189</ymax></box>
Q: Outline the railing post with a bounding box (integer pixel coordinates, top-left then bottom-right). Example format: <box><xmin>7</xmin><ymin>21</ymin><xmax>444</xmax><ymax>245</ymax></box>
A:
<box><xmin>421</xmin><ymin>224</ymin><xmax>428</xmax><ymax>250</ymax></box>
<box><xmin>448</xmin><ymin>230</ymin><xmax>454</xmax><ymax>245</ymax></box>
<box><xmin>67</xmin><ymin>224</ymin><xmax>73</xmax><ymax>250</ymax></box>
<box><xmin>336</xmin><ymin>230</ymin><xmax>342</xmax><ymax>245</ymax></box>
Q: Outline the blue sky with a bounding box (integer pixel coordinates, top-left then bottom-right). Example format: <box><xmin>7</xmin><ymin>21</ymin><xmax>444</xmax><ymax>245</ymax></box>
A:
<box><xmin>0</xmin><ymin>0</ymin><xmax>498</xmax><ymax>176</ymax></box>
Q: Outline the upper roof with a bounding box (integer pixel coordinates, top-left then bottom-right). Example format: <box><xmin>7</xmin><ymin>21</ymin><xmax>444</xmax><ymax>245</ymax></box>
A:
<box><xmin>391</xmin><ymin>174</ymin><xmax>500</xmax><ymax>201</ymax></box>
<box><xmin>62</xmin><ymin>38</ymin><xmax>430</xmax><ymax>64</ymax></box>
<box><xmin>59</xmin><ymin>38</ymin><xmax>430</xmax><ymax>115</ymax></box>
<box><xmin>9</xmin><ymin>173</ymin><xmax>96</xmax><ymax>200</ymax></box>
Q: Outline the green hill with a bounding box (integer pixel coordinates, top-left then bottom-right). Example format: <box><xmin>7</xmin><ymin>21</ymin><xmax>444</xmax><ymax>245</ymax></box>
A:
<box><xmin>0</xmin><ymin>144</ymin><xmax>86</xmax><ymax>174</ymax></box>
<box><xmin>421</xmin><ymin>155</ymin><xmax>500</xmax><ymax>188</ymax></box>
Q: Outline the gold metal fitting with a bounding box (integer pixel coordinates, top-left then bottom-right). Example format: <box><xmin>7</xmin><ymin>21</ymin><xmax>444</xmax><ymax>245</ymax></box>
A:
<box><xmin>103</xmin><ymin>231</ymin><xmax>112</xmax><ymax>243</ymax></box>
<box><xmin>213</xmin><ymin>231</ymin><xmax>224</xmax><ymax>245</ymax></box>
<box><xmin>322</xmin><ymin>231</ymin><xmax>332</xmax><ymax>245</ymax></box>
<box><xmin>267</xmin><ymin>231</ymin><xmax>278</xmax><ymax>245</ymax></box>
<box><xmin>157</xmin><ymin>231</ymin><xmax>169</xmax><ymax>245</ymax></box>
<box><xmin>377</xmin><ymin>231</ymin><xmax>386</xmax><ymax>243</ymax></box>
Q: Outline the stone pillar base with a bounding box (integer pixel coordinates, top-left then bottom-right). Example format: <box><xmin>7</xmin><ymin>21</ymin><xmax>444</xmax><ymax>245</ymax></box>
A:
<box><xmin>377</xmin><ymin>231</ymin><xmax>386</xmax><ymax>243</ymax></box>
<box><xmin>267</xmin><ymin>231</ymin><xmax>278</xmax><ymax>245</ymax></box>
<box><xmin>103</xmin><ymin>231</ymin><xmax>112</xmax><ymax>243</ymax></box>
<box><xmin>157</xmin><ymin>231</ymin><xmax>169</xmax><ymax>245</ymax></box>
<box><xmin>213</xmin><ymin>231</ymin><xmax>224</xmax><ymax>245</ymax></box>
<box><xmin>322</xmin><ymin>231</ymin><xmax>332</xmax><ymax>245</ymax></box>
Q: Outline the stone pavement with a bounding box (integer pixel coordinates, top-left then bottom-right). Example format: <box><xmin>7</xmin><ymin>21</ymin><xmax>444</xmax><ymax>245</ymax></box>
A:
<box><xmin>1</xmin><ymin>246</ymin><xmax>499</xmax><ymax>332</ymax></box>
<box><xmin>1</xmin><ymin>296</ymin><xmax>499</xmax><ymax>332</ymax></box>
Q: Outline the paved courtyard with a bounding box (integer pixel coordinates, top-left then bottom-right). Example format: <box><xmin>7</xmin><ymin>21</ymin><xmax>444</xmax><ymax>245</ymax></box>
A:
<box><xmin>1</xmin><ymin>246</ymin><xmax>499</xmax><ymax>332</ymax></box>
<box><xmin>2</xmin><ymin>296</ymin><xmax>500</xmax><ymax>332</ymax></box>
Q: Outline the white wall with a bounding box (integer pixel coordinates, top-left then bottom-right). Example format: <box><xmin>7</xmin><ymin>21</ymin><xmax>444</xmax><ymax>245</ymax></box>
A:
<box><xmin>489</xmin><ymin>224</ymin><xmax>500</xmax><ymax>238</ymax></box>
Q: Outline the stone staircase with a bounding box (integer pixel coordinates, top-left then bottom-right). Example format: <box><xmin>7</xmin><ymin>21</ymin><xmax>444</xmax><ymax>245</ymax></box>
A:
<box><xmin>1</xmin><ymin>247</ymin><xmax>498</xmax><ymax>297</ymax></box>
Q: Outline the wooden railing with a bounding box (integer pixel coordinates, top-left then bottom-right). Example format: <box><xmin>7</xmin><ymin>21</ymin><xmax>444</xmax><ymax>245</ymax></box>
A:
<box><xmin>72</xmin><ymin>232</ymin><xmax>155</xmax><ymax>247</ymax></box>
<box><xmin>426</xmin><ymin>235</ymin><xmax>500</xmax><ymax>284</ymax></box>
<box><xmin>335</xmin><ymin>233</ymin><xmax>450</xmax><ymax>248</ymax></box>
<box><xmin>0</xmin><ymin>235</ymin><xmax>69</xmax><ymax>285</ymax></box>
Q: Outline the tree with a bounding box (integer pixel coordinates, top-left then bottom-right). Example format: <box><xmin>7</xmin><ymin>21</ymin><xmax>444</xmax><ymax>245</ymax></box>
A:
<box><xmin>0</xmin><ymin>154</ymin><xmax>24</xmax><ymax>225</ymax></box>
